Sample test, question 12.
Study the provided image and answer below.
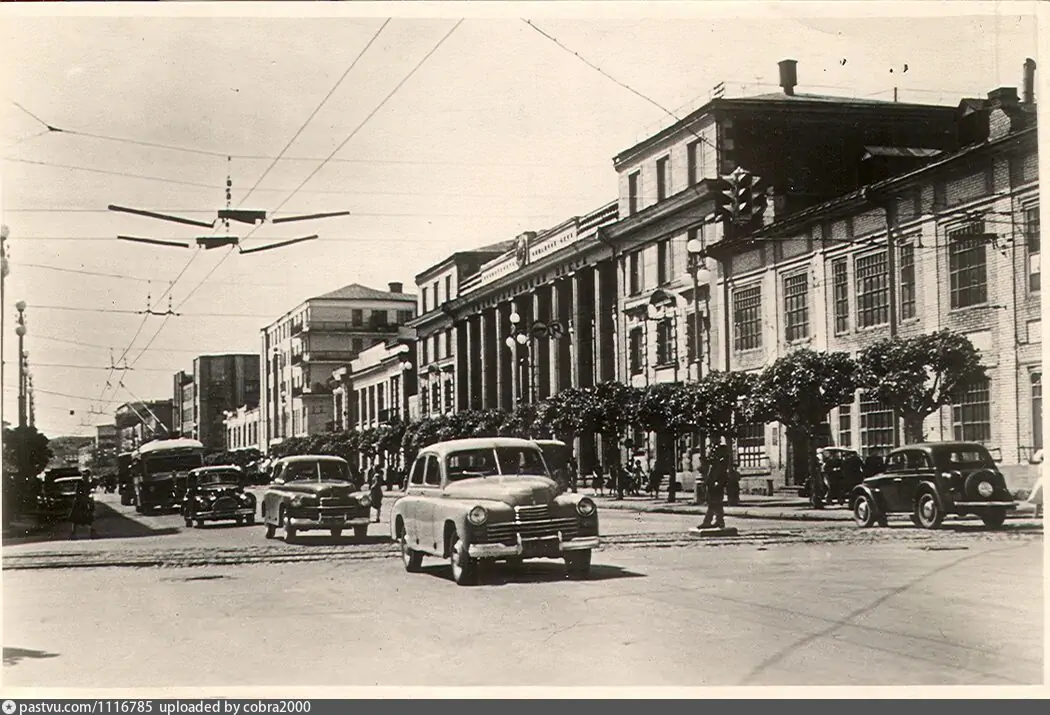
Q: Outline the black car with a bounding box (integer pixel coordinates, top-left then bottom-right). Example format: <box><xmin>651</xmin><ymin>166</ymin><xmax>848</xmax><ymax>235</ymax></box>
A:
<box><xmin>850</xmin><ymin>442</ymin><xmax>1017</xmax><ymax>529</ymax></box>
<box><xmin>181</xmin><ymin>466</ymin><xmax>256</xmax><ymax>528</ymax></box>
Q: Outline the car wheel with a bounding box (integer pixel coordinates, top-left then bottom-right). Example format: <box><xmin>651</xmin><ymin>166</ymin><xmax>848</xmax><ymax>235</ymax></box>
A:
<box><xmin>245</xmin><ymin>514</ymin><xmax>255</xmax><ymax>526</ymax></box>
<box><xmin>400</xmin><ymin>531</ymin><xmax>423</xmax><ymax>573</ymax></box>
<box><xmin>980</xmin><ymin>509</ymin><xmax>1007</xmax><ymax>529</ymax></box>
<box><xmin>448</xmin><ymin>532</ymin><xmax>477</xmax><ymax>586</ymax></box>
<box><xmin>354</xmin><ymin>525</ymin><xmax>368</xmax><ymax>540</ymax></box>
<box><xmin>195</xmin><ymin>520</ymin><xmax>205</xmax><ymax>528</ymax></box>
<box><xmin>283</xmin><ymin>510</ymin><xmax>297</xmax><ymax>543</ymax></box>
<box><xmin>914</xmin><ymin>491</ymin><xmax>944</xmax><ymax>529</ymax></box>
<box><xmin>565</xmin><ymin>550</ymin><xmax>592</xmax><ymax>580</ymax></box>
<box><xmin>264</xmin><ymin>522</ymin><xmax>276</xmax><ymax>539</ymax></box>
<box><xmin>330</xmin><ymin>528</ymin><xmax>343</xmax><ymax>538</ymax></box>
<box><xmin>852</xmin><ymin>493</ymin><xmax>878</xmax><ymax>528</ymax></box>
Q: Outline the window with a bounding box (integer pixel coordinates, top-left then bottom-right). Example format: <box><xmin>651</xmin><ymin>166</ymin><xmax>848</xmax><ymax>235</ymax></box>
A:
<box><xmin>398</xmin><ymin>309</ymin><xmax>413</xmax><ymax>324</ymax></box>
<box><xmin>1032</xmin><ymin>372</ymin><xmax>1042</xmax><ymax>450</ymax></box>
<box><xmin>951</xmin><ymin>377</ymin><xmax>991</xmax><ymax>443</ymax></box>
<box><xmin>783</xmin><ymin>273</ymin><xmax>809</xmax><ymax>342</ymax></box>
<box><xmin>657</xmin><ymin>239</ymin><xmax>673</xmax><ymax>285</ymax></box>
<box><xmin>446</xmin><ymin>329</ymin><xmax>454</xmax><ymax>359</ymax></box>
<box><xmin>732</xmin><ymin>284</ymin><xmax>762</xmax><ymax>352</ymax></box>
<box><xmin>377</xmin><ymin>384</ymin><xmax>385</xmax><ymax>414</ymax></box>
<box><xmin>432</xmin><ymin>281</ymin><xmax>440</xmax><ymax>307</ymax></box>
<box><xmin>445</xmin><ymin>275</ymin><xmax>452</xmax><ymax>303</ymax></box>
<box><xmin>628</xmin><ymin>171</ymin><xmax>640</xmax><ymax>215</ymax></box>
<box><xmin>444</xmin><ymin>375</ymin><xmax>454</xmax><ymax>412</ymax></box>
<box><xmin>687</xmin><ymin>141</ymin><xmax>700</xmax><ymax>185</ymax></box>
<box><xmin>629</xmin><ymin>328</ymin><xmax>644</xmax><ymax>374</ymax></box>
<box><xmin>855</xmin><ymin>250</ymin><xmax>889</xmax><ymax>328</ymax></box>
<box><xmin>832</xmin><ymin>258</ymin><xmax>849</xmax><ymax>334</ymax></box>
<box><xmin>629</xmin><ymin>252</ymin><xmax>642</xmax><ymax>295</ymax></box>
<box><xmin>421</xmin><ymin>288</ymin><xmax>428</xmax><ymax>314</ymax></box>
<box><xmin>656</xmin><ymin>156</ymin><xmax>670</xmax><ymax>201</ymax></box>
<box><xmin>859</xmin><ymin>393</ymin><xmax>895</xmax><ymax>456</ymax></box>
<box><xmin>655</xmin><ymin>319</ymin><xmax>674</xmax><ymax>365</ymax></box>
<box><xmin>899</xmin><ymin>242</ymin><xmax>916</xmax><ymax>320</ymax></box>
<box><xmin>736</xmin><ymin>423</ymin><xmax>766</xmax><ymax>468</ymax></box>
<box><xmin>430</xmin><ymin>380</ymin><xmax>440</xmax><ymax>415</ymax></box>
<box><xmin>838</xmin><ymin>402</ymin><xmax>853</xmax><ymax>448</ymax></box>
<box><xmin>1027</xmin><ymin>207</ymin><xmax>1040</xmax><ymax>292</ymax></box>
<box><xmin>351</xmin><ymin>309</ymin><xmax>363</xmax><ymax>326</ymax></box>
<box><xmin>948</xmin><ymin>222</ymin><xmax>989</xmax><ymax>308</ymax></box>
<box><xmin>420</xmin><ymin>379</ymin><xmax>429</xmax><ymax>414</ymax></box>
<box><xmin>424</xmin><ymin>456</ymin><xmax>441</xmax><ymax>486</ymax></box>
<box><xmin>352</xmin><ymin>338</ymin><xmax>363</xmax><ymax>353</ymax></box>
<box><xmin>686</xmin><ymin>315</ymin><xmax>697</xmax><ymax>363</ymax></box>
<box><xmin>420</xmin><ymin>337</ymin><xmax>429</xmax><ymax>365</ymax></box>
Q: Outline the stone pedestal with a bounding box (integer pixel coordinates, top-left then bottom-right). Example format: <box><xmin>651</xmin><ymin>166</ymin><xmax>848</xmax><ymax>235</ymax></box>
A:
<box><xmin>689</xmin><ymin>526</ymin><xmax>739</xmax><ymax>537</ymax></box>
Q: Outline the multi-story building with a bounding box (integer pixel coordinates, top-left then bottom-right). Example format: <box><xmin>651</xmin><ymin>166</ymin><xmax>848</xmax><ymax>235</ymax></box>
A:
<box><xmin>223</xmin><ymin>405</ymin><xmax>261</xmax><ymax>452</ymax></box>
<box><xmin>114</xmin><ymin>400</ymin><xmax>174</xmax><ymax>452</ymax></box>
<box><xmin>706</xmin><ymin>82</ymin><xmax>1039</xmax><ymax>490</ymax></box>
<box><xmin>410</xmin><ymin>242</ymin><xmax>513</xmax><ymax>418</ymax></box>
<box><xmin>331</xmin><ymin>327</ymin><xmax>416</xmax><ymax>437</ymax></box>
<box><xmin>92</xmin><ymin>423</ymin><xmax>119</xmax><ymax>475</ymax></box>
<box><xmin>259</xmin><ymin>282</ymin><xmax>416</xmax><ymax>450</ymax></box>
<box><xmin>171</xmin><ymin>354</ymin><xmax>260</xmax><ymax>453</ymax></box>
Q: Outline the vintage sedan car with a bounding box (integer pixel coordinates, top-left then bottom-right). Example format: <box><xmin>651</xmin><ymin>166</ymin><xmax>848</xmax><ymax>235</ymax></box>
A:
<box><xmin>260</xmin><ymin>455</ymin><xmax>371</xmax><ymax>542</ymax></box>
<box><xmin>850</xmin><ymin>441</ymin><xmax>1017</xmax><ymax>529</ymax></box>
<box><xmin>181</xmin><ymin>466</ymin><xmax>256</xmax><ymax>528</ymax></box>
<box><xmin>391</xmin><ymin>437</ymin><xmax>600</xmax><ymax>586</ymax></box>
<box><xmin>37</xmin><ymin>474</ymin><xmax>89</xmax><ymax>523</ymax></box>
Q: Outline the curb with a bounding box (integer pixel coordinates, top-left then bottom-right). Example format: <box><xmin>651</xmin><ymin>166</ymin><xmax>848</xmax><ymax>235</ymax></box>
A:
<box><xmin>592</xmin><ymin>499</ymin><xmax>853</xmax><ymax>522</ymax></box>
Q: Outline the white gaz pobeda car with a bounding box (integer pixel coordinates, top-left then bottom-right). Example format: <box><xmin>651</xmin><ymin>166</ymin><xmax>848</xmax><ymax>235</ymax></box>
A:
<box><xmin>391</xmin><ymin>437</ymin><xmax>600</xmax><ymax>585</ymax></box>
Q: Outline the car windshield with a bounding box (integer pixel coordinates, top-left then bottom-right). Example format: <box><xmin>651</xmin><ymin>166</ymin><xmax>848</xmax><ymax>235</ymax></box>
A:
<box><xmin>282</xmin><ymin>460</ymin><xmax>351</xmax><ymax>483</ymax></box>
<box><xmin>54</xmin><ymin>479</ymin><xmax>82</xmax><ymax>495</ymax></box>
<box><xmin>445</xmin><ymin>447</ymin><xmax>548</xmax><ymax>482</ymax></box>
<box><xmin>198</xmin><ymin>471</ymin><xmax>240</xmax><ymax>486</ymax></box>
<box><xmin>943</xmin><ymin>449</ymin><xmax>994</xmax><ymax>468</ymax></box>
<box><xmin>145</xmin><ymin>454</ymin><xmax>203</xmax><ymax>474</ymax></box>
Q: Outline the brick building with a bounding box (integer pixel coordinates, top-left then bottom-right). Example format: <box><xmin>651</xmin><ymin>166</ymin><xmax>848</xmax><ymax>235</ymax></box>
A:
<box><xmin>172</xmin><ymin>354</ymin><xmax>260</xmax><ymax>453</ymax></box>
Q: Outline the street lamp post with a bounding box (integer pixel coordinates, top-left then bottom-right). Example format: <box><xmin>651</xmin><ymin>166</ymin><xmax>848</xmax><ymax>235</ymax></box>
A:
<box><xmin>505</xmin><ymin>311</ymin><xmax>531</xmax><ymax>404</ymax></box>
<box><xmin>15</xmin><ymin>301</ymin><xmax>27</xmax><ymax>428</ymax></box>
<box><xmin>685</xmin><ymin>238</ymin><xmax>712</xmax><ymax>491</ymax></box>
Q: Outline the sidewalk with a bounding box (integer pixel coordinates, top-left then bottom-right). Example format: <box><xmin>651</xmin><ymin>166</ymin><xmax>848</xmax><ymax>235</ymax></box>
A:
<box><xmin>584</xmin><ymin>491</ymin><xmax>855</xmax><ymax>522</ymax></box>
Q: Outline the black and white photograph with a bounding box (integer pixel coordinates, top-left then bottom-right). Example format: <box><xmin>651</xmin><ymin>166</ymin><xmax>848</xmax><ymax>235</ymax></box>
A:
<box><xmin>0</xmin><ymin>0</ymin><xmax>1045</xmax><ymax>696</ymax></box>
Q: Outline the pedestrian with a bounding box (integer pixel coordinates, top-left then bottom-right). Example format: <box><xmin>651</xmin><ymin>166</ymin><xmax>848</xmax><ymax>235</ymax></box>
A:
<box><xmin>648</xmin><ymin>466</ymin><xmax>662</xmax><ymax>500</ymax></box>
<box><xmin>68</xmin><ymin>478</ymin><xmax>95</xmax><ymax>540</ymax></box>
<box><xmin>568</xmin><ymin>459</ymin><xmax>579</xmax><ymax>494</ymax></box>
<box><xmin>591</xmin><ymin>465</ymin><xmax>605</xmax><ymax>496</ymax></box>
<box><xmin>369</xmin><ymin>474</ymin><xmax>385</xmax><ymax>524</ymax></box>
<box><xmin>699</xmin><ymin>445</ymin><xmax>729</xmax><ymax>529</ymax></box>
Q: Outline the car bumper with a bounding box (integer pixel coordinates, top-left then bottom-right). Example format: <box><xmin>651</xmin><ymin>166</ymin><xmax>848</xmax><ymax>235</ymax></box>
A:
<box><xmin>953</xmin><ymin>501</ymin><xmax>1017</xmax><ymax>509</ymax></box>
<box><xmin>287</xmin><ymin>515</ymin><xmax>370</xmax><ymax>529</ymax></box>
<box><xmin>192</xmin><ymin>508</ymin><xmax>255</xmax><ymax>521</ymax></box>
<box><xmin>468</xmin><ymin>532</ymin><xmax>601</xmax><ymax>559</ymax></box>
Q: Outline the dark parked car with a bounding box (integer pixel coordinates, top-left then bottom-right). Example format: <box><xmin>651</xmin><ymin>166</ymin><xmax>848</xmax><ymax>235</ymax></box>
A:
<box><xmin>260</xmin><ymin>455</ymin><xmax>371</xmax><ymax>542</ymax></box>
<box><xmin>850</xmin><ymin>442</ymin><xmax>1017</xmax><ymax>529</ymax></box>
<box><xmin>181</xmin><ymin>466</ymin><xmax>256</xmax><ymax>528</ymax></box>
<box><xmin>38</xmin><ymin>474</ymin><xmax>89</xmax><ymax>523</ymax></box>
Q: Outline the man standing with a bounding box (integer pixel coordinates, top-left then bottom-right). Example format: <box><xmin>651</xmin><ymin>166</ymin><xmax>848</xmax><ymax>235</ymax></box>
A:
<box><xmin>699</xmin><ymin>444</ymin><xmax>730</xmax><ymax>529</ymax></box>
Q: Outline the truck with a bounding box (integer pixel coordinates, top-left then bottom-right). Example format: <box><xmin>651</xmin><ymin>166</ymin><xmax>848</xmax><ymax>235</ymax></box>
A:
<box><xmin>131</xmin><ymin>438</ymin><xmax>205</xmax><ymax>514</ymax></box>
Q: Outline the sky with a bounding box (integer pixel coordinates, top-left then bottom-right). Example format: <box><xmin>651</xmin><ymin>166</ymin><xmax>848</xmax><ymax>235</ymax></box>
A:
<box><xmin>0</xmin><ymin>2</ymin><xmax>1043</xmax><ymax>438</ymax></box>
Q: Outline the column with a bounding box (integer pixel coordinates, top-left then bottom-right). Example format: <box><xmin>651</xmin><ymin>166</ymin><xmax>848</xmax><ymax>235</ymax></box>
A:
<box><xmin>480</xmin><ymin>309</ymin><xmax>493</xmax><ymax>410</ymax></box>
<box><xmin>592</xmin><ymin>264</ymin><xmax>605</xmax><ymax>385</ymax></box>
<box><xmin>569</xmin><ymin>273</ymin><xmax>581</xmax><ymax>389</ymax></box>
<box><xmin>533</xmin><ymin>289</ymin><xmax>548</xmax><ymax>402</ymax></box>
<box><xmin>457</xmin><ymin>321</ymin><xmax>469</xmax><ymax>411</ymax></box>
<box><xmin>548</xmin><ymin>282</ymin><xmax>560</xmax><ymax>398</ymax></box>
<box><xmin>497</xmin><ymin>303</ymin><xmax>512</xmax><ymax>410</ymax></box>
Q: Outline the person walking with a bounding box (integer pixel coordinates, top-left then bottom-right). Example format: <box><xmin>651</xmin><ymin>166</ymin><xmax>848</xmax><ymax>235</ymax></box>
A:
<box><xmin>699</xmin><ymin>445</ymin><xmax>730</xmax><ymax>529</ymax></box>
<box><xmin>68</xmin><ymin>477</ymin><xmax>95</xmax><ymax>540</ymax></box>
<box><xmin>369</xmin><ymin>473</ymin><xmax>385</xmax><ymax>524</ymax></box>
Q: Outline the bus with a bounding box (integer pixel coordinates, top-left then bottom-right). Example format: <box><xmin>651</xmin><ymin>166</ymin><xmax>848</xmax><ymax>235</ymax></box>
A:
<box><xmin>117</xmin><ymin>451</ymin><xmax>135</xmax><ymax>506</ymax></box>
<box><xmin>131</xmin><ymin>438</ymin><xmax>205</xmax><ymax>514</ymax></box>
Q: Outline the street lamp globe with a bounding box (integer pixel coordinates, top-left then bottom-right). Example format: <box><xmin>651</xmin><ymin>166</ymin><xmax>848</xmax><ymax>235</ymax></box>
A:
<box><xmin>504</xmin><ymin>336</ymin><xmax>516</xmax><ymax>349</ymax></box>
<box><xmin>515</xmin><ymin>333</ymin><xmax>529</xmax><ymax>346</ymax></box>
<box><xmin>14</xmin><ymin>324</ymin><xmax>25</xmax><ymax>337</ymax></box>
<box><xmin>15</xmin><ymin>300</ymin><xmax>26</xmax><ymax>312</ymax></box>
<box><xmin>686</xmin><ymin>238</ymin><xmax>704</xmax><ymax>255</ymax></box>
<box><xmin>509</xmin><ymin>311</ymin><xmax>521</xmax><ymax>325</ymax></box>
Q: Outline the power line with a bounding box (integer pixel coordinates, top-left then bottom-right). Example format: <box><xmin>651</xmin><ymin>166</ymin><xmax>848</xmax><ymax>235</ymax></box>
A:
<box><xmin>34</xmin><ymin>333</ymin><xmax>242</xmax><ymax>355</ymax></box>
<box><xmin>12</xmin><ymin>261</ymin><xmax>311</xmax><ymax>287</ymax></box>
<box><xmin>30</xmin><ymin>362</ymin><xmax>178</xmax><ymax>373</ymax></box>
<box><xmin>28</xmin><ymin>304</ymin><xmax>275</xmax><ymax>318</ymax></box>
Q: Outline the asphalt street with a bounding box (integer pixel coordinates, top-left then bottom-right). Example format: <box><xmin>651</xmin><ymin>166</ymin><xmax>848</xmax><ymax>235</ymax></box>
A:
<box><xmin>1</xmin><ymin>492</ymin><xmax>1044</xmax><ymax>689</ymax></box>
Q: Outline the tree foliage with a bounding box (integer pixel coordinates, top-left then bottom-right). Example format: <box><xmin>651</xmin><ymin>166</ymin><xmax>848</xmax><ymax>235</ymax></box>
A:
<box><xmin>858</xmin><ymin>330</ymin><xmax>986</xmax><ymax>443</ymax></box>
<box><xmin>752</xmin><ymin>349</ymin><xmax>859</xmax><ymax>436</ymax></box>
<box><xmin>693</xmin><ymin>370</ymin><xmax>759</xmax><ymax>444</ymax></box>
<box><xmin>3</xmin><ymin>425</ymin><xmax>53</xmax><ymax>477</ymax></box>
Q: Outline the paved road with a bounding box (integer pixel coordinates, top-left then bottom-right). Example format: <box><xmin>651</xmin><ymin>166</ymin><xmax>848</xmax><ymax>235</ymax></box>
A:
<box><xmin>2</xmin><ymin>493</ymin><xmax>1043</xmax><ymax>689</ymax></box>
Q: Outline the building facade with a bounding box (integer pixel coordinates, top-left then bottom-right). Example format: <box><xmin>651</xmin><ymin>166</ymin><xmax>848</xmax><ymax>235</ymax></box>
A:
<box><xmin>331</xmin><ymin>327</ymin><xmax>417</xmax><ymax>437</ymax></box>
<box><xmin>259</xmin><ymin>282</ymin><xmax>416</xmax><ymax>450</ymax></box>
<box><xmin>114</xmin><ymin>400</ymin><xmax>174</xmax><ymax>452</ymax></box>
<box><xmin>410</xmin><ymin>242</ymin><xmax>513</xmax><ymax>418</ymax></box>
<box><xmin>172</xmin><ymin>354</ymin><xmax>259</xmax><ymax>452</ymax></box>
<box><xmin>223</xmin><ymin>405</ymin><xmax>261</xmax><ymax>452</ymax></box>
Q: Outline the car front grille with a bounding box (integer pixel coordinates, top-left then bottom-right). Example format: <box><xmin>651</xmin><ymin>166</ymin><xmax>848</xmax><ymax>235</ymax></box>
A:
<box><xmin>479</xmin><ymin>510</ymin><xmax>579</xmax><ymax>544</ymax></box>
<box><xmin>320</xmin><ymin>497</ymin><xmax>353</xmax><ymax>508</ymax></box>
<box><xmin>213</xmin><ymin>497</ymin><xmax>238</xmax><ymax>511</ymax></box>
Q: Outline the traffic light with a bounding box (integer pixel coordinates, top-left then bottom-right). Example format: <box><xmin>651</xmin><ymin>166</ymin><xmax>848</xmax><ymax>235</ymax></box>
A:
<box><xmin>714</xmin><ymin>168</ymin><xmax>768</xmax><ymax>226</ymax></box>
<box><xmin>713</xmin><ymin>177</ymin><xmax>736</xmax><ymax>223</ymax></box>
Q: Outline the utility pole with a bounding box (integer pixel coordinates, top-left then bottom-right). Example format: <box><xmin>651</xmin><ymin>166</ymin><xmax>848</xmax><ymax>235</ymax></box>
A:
<box><xmin>15</xmin><ymin>301</ymin><xmax>27</xmax><ymax>428</ymax></box>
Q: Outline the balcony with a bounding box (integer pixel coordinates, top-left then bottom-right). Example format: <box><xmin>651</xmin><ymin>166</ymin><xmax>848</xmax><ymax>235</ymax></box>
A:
<box><xmin>302</xmin><ymin>320</ymin><xmax>402</xmax><ymax>334</ymax></box>
<box><xmin>290</xmin><ymin>320</ymin><xmax>304</xmax><ymax>336</ymax></box>
<box><xmin>304</xmin><ymin>350</ymin><xmax>356</xmax><ymax>363</ymax></box>
<box><xmin>290</xmin><ymin>351</ymin><xmax>304</xmax><ymax>365</ymax></box>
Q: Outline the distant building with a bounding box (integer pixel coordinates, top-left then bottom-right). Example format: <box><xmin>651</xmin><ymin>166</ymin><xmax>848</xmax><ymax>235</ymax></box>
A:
<box><xmin>223</xmin><ymin>405</ymin><xmax>261</xmax><ymax>452</ymax></box>
<box><xmin>331</xmin><ymin>327</ymin><xmax>417</xmax><ymax>434</ymax></box>
<box><xmin>259</xmin><ymin>282</ymin><xmax>416</xmax><ymax>450</ymax></box>
<box><xmin>114</xmin><ymin>400</ymin><xmax>174</xmax><ymax>452</ymax></box>
<box><xmin>172</xmin><ymin>354</ymin><xmax>260</xmax><ymax>453</ymax></box>
<box><xmin>93</xmin><ymin>423</ymin><xmax>118</xmax><ymax>474</ymax></box>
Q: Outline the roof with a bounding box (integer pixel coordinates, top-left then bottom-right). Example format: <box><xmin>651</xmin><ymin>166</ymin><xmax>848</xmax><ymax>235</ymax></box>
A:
<box><xmin>413</xmin><ymin>240</ymin><xmax>517</xmax><ymax>282</ymax></box>
<box><xmin>136</xmin><ymin>438</ymin><xmax>205</xmax><ymax>454</ymax></box>
<box><xmin>190</xmin><ymin>465</ymin><xmax>244</xmax><ymax>474</ymax></box>
<box><xmin>273</xmin><ymin>454</ymin><xmax>349</xmax><ymax>464</ymax></box>
<box><xmin>887</xmin><ymin>442</ymin><xmax>990</xmax><ymax>452</ymax></box>
<box><xmin>862</xmin><ymin>146</ymin><xmax>943</xmax><ymax>159</ymax></box>
<box><xmin>421</xmin><ymin>437</ymin><xmax>543</xmax><ymax>457</ymax></box>
<box><xmin>311</xmin><ymin>283</ymin><xmax>415</xmax><ymax>302</ymax></box>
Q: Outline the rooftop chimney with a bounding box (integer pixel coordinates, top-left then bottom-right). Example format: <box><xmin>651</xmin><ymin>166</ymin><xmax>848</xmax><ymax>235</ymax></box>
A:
<box><xmin>1023</xmin><ymin>58</ymin><xmax>1037</xmax><ymax>104</ymax></box>
<box><xmin>388</xmin><ymin>281</ymin><xmax>403</xmax><ymax>294</ymax></box>
<box><xmin>778</xmin><ymin>59</ymin><xmax>797</xmax><ymax>96</ymax></box>
<box><xmin>987</xmin><ymin>86</ymin><xmax>1019</xmax><ymax>107</ymax></box>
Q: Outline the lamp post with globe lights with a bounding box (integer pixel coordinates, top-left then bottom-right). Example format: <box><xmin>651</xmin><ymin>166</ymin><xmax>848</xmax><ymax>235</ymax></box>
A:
<box><xmin>685</xmin><ymin>237</ymin><xmax>713</xmax><ymax>381</ymax></box>
<box><xmin>15</xmin><ymin>301</ymin><xmax>28</xmax><ymax>428</ymax></box>
<box><xmin>505</xmin><ymin>311</ymin><xmax>532</xmax><ymax>405</ymax></box>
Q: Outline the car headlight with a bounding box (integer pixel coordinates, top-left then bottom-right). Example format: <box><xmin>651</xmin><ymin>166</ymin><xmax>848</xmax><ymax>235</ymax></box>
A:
<box><xmin>292</xmin><ymin>495</ymin><xmax>317</xmax><ymax>507</ymax></box>
<box><xmin>978</xmin><ymin>481</ymin><xmax>995</xmax><ymax>498</ymax></box>
<box><xmin>359</xmin><ymin>494</ymin><xmax>371</xmax><ymax>508</ymax></box>
<box><xmin>468</xmin><ymin>505</ymin><xmax>487</xmax><ymax>526</ymax></box>
<box><xmin>576</xmin><ymin>498</ymin><xmax>596</xmax><ymax>517</ymax></box>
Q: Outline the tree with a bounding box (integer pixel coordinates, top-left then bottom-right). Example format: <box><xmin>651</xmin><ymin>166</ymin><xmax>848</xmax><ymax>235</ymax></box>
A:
<box><xmin>694</xmin><ymin>370</ymin><xmax>759</xmax><ymax>449</ymax></box>
<box><xmin>3</xmin><ymin>425</ymin><xmax>53</xmax><ymax>478</ymax></box>
<box><xmin>578</xmin><ymin>381</ymin><xmax>641</xmax><ymax>500</ymax></box>
<box><xmin>634</xmin><ymin>382</ymin><xmax>700</xmax><ymax>502</ymax></box>
<box><xmin>752</xmin><ymin>349</ymin><xmax>860</xmax><ymax>508</ymax></box>
<box><xmin>858</xmin><ymin>330</ymin><xmax>987</xmax><ymax>444</ymax></box>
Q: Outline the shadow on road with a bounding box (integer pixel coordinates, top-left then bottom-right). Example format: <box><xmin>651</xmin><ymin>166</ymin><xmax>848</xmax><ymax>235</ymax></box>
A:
<box><xmin>882</xmin><ymin>520</ymin><xmax>1043</xmax><ymax>534</ymax></box>
<box><xmin>3</xmin><ymin>646</ymin><xmax>59</xmax><ymax>667</ymax></box>
<box><xmin>2</xmin><ymin>501</ymin><xmax>179</xmax><ymax>547</ymax></box>
<box><xmin>419</xmin><ymin>560</ymin><xmax>645</xmax><ymax>586</ymax></box>
<box><xmin>283</xmin><ymin>533</ymin><xmax>393</xmax><ymax>547</ymax></box>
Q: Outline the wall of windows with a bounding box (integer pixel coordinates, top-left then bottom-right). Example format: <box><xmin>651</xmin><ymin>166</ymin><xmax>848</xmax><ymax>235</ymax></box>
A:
<box><xmin>899</xmin><ymin>242</ymin><xmax>916</xmax><ymax>320</ymax></box>
<box><xmin>1026</xmin><ymin>206</ymin><xmax>1040</xmax><ymax>292</ymax></box>
<box><xmin>733</xmin><ymin>284</ymin><xmax>762</xmax><ymax>352</ymax></box>
<box><xmin>783</xmin><ymin>273</ymin><xmax>809</xmax><ymax>342</ymax></box>
<box><xmin>951</xmin><ymin>377</ymin><xmax>991</xmax><ymax>443</ymax></box>
<box><xmin>855</xmin><ymin>250</ymin><xmax>889</xmax><ymax>328</ymax></box>
<box><xmin>837</xmin><ymin>402</ymin><xmax>853</xmax><ymax>448</ymax></box>
<box><xmin>859</xmin><ymin>393</ymin><xmax>895</xmax><ymax>455</ymax></box>
<box><xmin>948</xmin><ymin>221</ymin><xmax>989</xmax><ymax>308</ymax></box>
<box><xmin>832</xmin><ymin>258</ymin><xmax>849</xmax><ymax>334</ymax></box>
<box><xmin>736</xmin><ymin>423</ymin><xmax>767</xmax><ymax>468</ymax></box>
